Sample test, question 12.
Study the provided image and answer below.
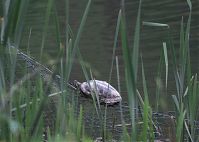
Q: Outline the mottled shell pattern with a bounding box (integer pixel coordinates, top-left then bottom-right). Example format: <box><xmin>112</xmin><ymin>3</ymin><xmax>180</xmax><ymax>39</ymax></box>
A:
<box><xmin>80</xmin><ymin>80</ymin><xmax>122</xmax><ymax>105</ymax></box>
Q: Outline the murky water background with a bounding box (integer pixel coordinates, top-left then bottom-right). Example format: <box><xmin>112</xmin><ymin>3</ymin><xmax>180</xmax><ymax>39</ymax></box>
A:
<box><xmin>20</xmin><ymin>0</ymin><xmax>199</xmax><ymax>110</ymax></box>
<box><xmin>15</xmin><ymin>0</ymin><xmax>199</xmax><ymax>140</ymax></box>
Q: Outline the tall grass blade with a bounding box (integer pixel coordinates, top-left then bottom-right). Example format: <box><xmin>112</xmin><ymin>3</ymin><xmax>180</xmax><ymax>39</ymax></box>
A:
<box><xmin>184</xmin><ymin>121</ymin><xmax>194</xmax><ymax>142</ymax></box>
<box><xmin>132</xmin><ymin>0</ymin><xmax>141</xmax><ymax>81</ymax></box>
<box><xmin>13</xmin><ymin>0</ymin><xmax>30</xmax><ymax>47</ymax></box>
<box><xmin>66</xmin><ymin>38</ymin><xmax>73</xmax><ymax>81</ymax></box>
<box><xmin>115</xmin><ymin>55</ymin><xmax>124</xmax><ymax>126</ymax></box>
<box><xmin>52</xmin><ymin>5</ymin><xmax>61</xmax><ymax>52</ymax></box>
<box><xmin>64</xmin><ymin>0</ymin><xmax>70</xmax><ymax>80</ymax></box>
<box><xmin>185</xmin><ymin>0</ymin><xmax>192</xmax><ymax>82</ymax></box>
<box><xmin>0</xmin><ymin>0</ymin><xmax>11</xmax><ymax>43</ymax></box>
<box><xmin>163</xmin><ymin>42</ymin><xmax>168</xmax><ymax>88</ymax></box>
<box><xmin>178</xmin><ymin>17</ymin><xmax>186</xmax><ymax>104</ymax></box>
<box><xmin>77</xmin><ymin>105</ymin><xmax>83</xmax><ymax>140</ymax></box>
<box><xmin>120</xmin><ymin>0</ymin><xmax>142</xmax><ymax>140</ymax></box>
<box><xmin>141</xmin><ymin>58</ymin><xmax>155</xmax><ymax>141</ymax></box>
<box><xmin>74</xmin><ymin>0</ymin><xmax>91</xmax><ymax>48</ymax></box>
<box><xmin>142</xmin><ymin>21</ymin><xmax>169</xmax><ymax>28</ymax></box>
<box><xmin>1</xmin><ymin>0</ymin><xmax>27</xmax><ymax>45</ymax></box>
<box><xmin>69</xmin><ymin>0</ymin><xmax>91</xmax><ymax>76</ymax></box>
<box><xmin>120</xmin><ymin>10</ymin><xmax>137</xmax><ymax>140</ymax></box>
<box><xmin>27</xmin><ymin>27</ymin><xmax>32</xmax><ymax>54</ymax></box>
<box><xmin>116</xmin><ymin>56</ymin><xmax>121</xmax><ymax>95</ymax></box>
<box><xmin>172</xmin><ymin>95</ymin><xmax>180</xmax><ymax>112</ymax></box>
<box><xmin>155</xmin><ymin>50</ymin><xmax>164</xmax><ymax>111</ymax></box>
<box><xmin>90</xmin><ymin>70</ymin><xmax>101</xmax><ymax>110</ymax></box>
<box><xmin>0</xmin><ymin>60</ymin><xmax>6</xmax><ymax>92</ymax></box>
<box><xmin>29</xmin><ymin>83</ymin><xmax>47</xmax><ymax>139</ymax></box>
<box><xmin>187</xmin><ymin>0</ymin><xmax>192</xmax><ymax>11</ymax></box>
<box><xmin>65</xmin><ymin>0</ymin><xmax>69</xmax><ymax>48</ymax></box>
<box><xmin>108</xmin><ymin>10</ymin><xmax>121</xmax><ymax>83</ymax></box>
<box><xmin>116</xmin><ymin>56</ymin><xmax>129</xmax><ymax>140</ymax></box>
<box><xmin>77</xmin><ymin>49</ymin><xmax>100</xmax><ymax>118</ymax></box>
<box><xmin>176</xmin><ymin>109</ymin><xmax>186</xmax><ymax>142</ymax></box>
<box><xmin>140</xmin><ymin>59</ymin><xmax>149</xmax><ymax>141</ymax></box>
<box><xmin>40</xmin><ymin>0</ymin><xmax>54</xmax><ymax>57</ymax></box>
<box><xmin>179</xmin><ymin>17</ymin><xmax>184</xmax><ymax>67</ymax></box>
<box><xmin>167</xmin><ymin>30</ymin><xmax>178</xmax><ymax>91</ymax></box>
<box><xmin>103</xmin><ymin>105</ymin><xmax>107</xmax><ymax>141</ymax></box>
<box><xmin>187</xmin><ymin>74</ymin><xmax>199</xmax><ymax>140</ymax></box>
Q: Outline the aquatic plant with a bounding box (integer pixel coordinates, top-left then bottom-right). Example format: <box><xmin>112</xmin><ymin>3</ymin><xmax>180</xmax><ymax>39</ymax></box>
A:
<box><xmin>0</xmin><ymin>0</ymin><xmax>92</xmax><ymax>141</ymax></box>
<box><xmin>1</xmin><ymin>0</ymin><xmax>199</xmax><ymax>141</ymax></box>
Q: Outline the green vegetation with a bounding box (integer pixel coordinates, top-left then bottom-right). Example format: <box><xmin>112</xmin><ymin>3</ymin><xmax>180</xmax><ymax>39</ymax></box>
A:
<box><xmin>0</xmin><ymin>0</ymin><xmax>199</xmax><ymax>141</ymax></box>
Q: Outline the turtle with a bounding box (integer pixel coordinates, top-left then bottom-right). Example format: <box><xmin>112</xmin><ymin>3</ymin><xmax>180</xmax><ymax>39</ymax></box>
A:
<box><xmin>73</xmin><ymin>80</ymin><xmax>122</xmax><ymax>105</ymax></box>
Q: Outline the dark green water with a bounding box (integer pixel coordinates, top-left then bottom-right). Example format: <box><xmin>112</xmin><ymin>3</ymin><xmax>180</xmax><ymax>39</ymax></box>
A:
<box><xmin>1</xmin><ymin>0</ymin><xmax>197</xmax><ymax>140</ymax></box>
<box><xmin>20</xmin><ymin>0</ymin><xmax>199</xmax><ymax>111</ymax></box>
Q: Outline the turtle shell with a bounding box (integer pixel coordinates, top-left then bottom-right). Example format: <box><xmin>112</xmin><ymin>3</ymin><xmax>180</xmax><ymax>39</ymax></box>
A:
<box><xmin>80</xmin><ymin>80</ymin><xmax>122</xmax><ymax>104</ymax></box>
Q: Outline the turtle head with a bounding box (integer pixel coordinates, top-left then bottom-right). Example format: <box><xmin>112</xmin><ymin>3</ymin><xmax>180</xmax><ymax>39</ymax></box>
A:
<box><xmin>73</xmin><ymin>80</ymin><xmax>81</xmax><ymax>88</ymax></box>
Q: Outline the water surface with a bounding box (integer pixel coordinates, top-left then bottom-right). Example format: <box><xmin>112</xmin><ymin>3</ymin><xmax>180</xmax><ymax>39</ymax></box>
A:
<box><xmin>19</xmin><ymin>0</ymin><xmax>199</xmax><ymax>140</ymax></box>
<box><xmin>20</xmin><ymin>0</ymin><xmax>199</xmax><ymax>110</ymax></box>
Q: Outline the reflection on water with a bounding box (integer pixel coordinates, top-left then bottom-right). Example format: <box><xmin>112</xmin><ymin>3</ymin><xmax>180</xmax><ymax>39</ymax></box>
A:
<box><xmin>19</xmin><ymin>0</ymin><xmax>199</xmax><ymax>140</ymax></box>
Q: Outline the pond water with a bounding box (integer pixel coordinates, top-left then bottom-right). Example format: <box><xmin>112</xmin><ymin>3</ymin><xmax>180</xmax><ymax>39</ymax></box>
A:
<box><xmin>18</xmin><ymin>0</ymin><xmax>199</xmax><ymax>140</ymax></box>
<box><xmin>20</xmin><ymin>0</ymin><xmax>199</xmax><ymax>110</ymax></box>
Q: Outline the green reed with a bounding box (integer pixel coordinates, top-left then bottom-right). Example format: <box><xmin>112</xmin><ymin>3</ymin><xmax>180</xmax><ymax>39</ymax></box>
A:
<box><xmin>0</xmin><ymin>0</ymin><xmax>93</xmax><ymax>142</ymax></box>
<box><xmin>53</xmin><ymin>0</ymin><xmax>92</xmax><ymax>141</ymax></box>
<box><xmin>120</xmin><ymin>0</ymin><xmax>156</xmax><ymax>141</ymax></box>
<box><xmin>1</xmin><ymin>0</ymin><xmax>199</xmax><ymax>141</ymax></box>
<box><xmin>40</xmin><ymin>0</ymin><xmax>54</xmax><ymax>58</ymax></box>
<box><xmin>144</xmin><ymin>0</ymin><xmax>199</xmax><ymax>141</ymax></box>
<box><xmin>119</xmin><ymin>0</ymin><xmax>156</xmax><ymax>141</ymax></box>
<box><xmin>168</xmin><ymin>0</ymin><xmax>199</xmax><ymax>141</ymax></box>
